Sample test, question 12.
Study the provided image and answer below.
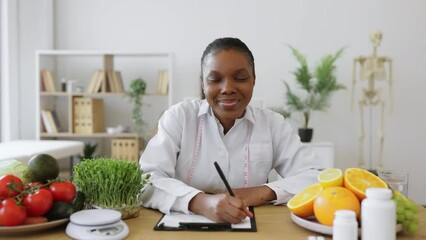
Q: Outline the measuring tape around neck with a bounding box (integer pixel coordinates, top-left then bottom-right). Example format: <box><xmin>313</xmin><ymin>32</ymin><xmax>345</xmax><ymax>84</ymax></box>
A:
<box><xmin>185</xmin><ymin>117</ymin><xmax>252</xmax><ymax>188</ymax></box>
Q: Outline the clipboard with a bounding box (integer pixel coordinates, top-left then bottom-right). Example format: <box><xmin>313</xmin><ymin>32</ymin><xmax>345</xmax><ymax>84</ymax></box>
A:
<box><xmin>154</xmin><ymin>206</ymin><xmax>257</xmax><ymax>232</ymax></box>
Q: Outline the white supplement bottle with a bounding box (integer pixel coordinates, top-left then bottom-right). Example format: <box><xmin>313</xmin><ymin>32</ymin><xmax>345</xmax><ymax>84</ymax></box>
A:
<box><xmin>333</xmin><ymin>209</ymin><xmax>358</xmax><ymax>240</ymax></box>
<box><xmin>361</xmin><ymin>188</ymin><xmax>396</xmax><ymax>240</ymax></box>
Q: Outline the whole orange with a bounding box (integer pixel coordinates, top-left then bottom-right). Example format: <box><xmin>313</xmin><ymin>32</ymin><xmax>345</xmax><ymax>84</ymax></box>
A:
<box><xmin>313</xmin><ymin>186</ymin><xmax>360</xmax><ymax>226</ymax></box>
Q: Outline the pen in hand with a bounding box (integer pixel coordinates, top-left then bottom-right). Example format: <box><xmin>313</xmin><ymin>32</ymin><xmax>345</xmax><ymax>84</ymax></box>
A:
<box><xmin>214</xmin><ymin>161</ymin><xmax>253</xmax><ymax>218</ymax></box>
<box><xmin>214</xmin><ymin>161</ymin><xmax>235</xmax><ymax>197</ymax></box>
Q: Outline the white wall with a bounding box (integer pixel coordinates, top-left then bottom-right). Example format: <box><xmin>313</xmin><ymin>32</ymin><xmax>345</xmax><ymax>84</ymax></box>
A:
<box><xmin>1</xmin><ymin>0</ymin><xmax>53</xmax><ymax>141</ymax></box>
<box><xmin>11</xmin><ymin>0</ymin><xmax>426</xmax><ymax>204</ymax></box>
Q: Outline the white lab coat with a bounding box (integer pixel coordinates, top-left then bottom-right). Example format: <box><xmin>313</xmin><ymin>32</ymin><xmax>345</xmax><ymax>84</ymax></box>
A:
<box><xmin>140</xmin><ymin>100</ymin><xmax>322</xmax><ymax>214</ymax></box>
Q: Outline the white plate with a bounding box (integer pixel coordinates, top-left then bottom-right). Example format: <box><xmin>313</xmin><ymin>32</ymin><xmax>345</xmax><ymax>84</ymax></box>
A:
<box><xmin>290</xmin><ymin>213</ymin><xmax>402</xmax><ymax>235</ymax></box>
<box><xmin>0</xmin><ymin>218</ymin><xmax>69</xmax><ymax>235</ymax></box>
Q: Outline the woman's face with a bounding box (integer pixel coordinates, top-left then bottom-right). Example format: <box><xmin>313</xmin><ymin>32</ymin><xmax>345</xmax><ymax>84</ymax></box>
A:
<box><xmin>202</xmin><ymin>49</ymin><xmax>255</xmax><ymax>124</ymax></box>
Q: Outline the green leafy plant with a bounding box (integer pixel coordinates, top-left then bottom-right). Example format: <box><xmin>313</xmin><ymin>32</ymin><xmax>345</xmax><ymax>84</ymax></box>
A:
<box><xmin>283</xmin><ymin>46</ymin><xmax>346</xmax><ymax>129</ymax></box>
<box><xmin>126</xmin><ymin>78</ymin><xmax>147</xmax><ymax>137</ymax></box>
<box><xmin>79</xmin><ymin>142</ymin><xmax>98</xmax><ymax>161</ymax></box>
<box><xmin>72</xmin><ymin>158</ymin><xmax>150</xmax><ymax>214</ymax></box>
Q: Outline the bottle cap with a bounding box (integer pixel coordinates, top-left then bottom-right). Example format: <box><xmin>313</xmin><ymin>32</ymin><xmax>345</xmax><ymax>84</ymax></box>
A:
<box><xmin>365</xmin><ymin>188</ymin><xmax>392</xmax><ymax>199</ymax></box>
<box><xmin>334</xmin><ymin>210</ymin><xmax>356</xmax><ymax>223</ymax></box>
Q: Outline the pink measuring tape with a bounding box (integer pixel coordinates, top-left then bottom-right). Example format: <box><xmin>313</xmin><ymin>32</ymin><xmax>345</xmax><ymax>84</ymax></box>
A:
<box><xmin>185</xmin><ymin>117</ymin><xmax>252</xmax><ymax>188</ymax></box>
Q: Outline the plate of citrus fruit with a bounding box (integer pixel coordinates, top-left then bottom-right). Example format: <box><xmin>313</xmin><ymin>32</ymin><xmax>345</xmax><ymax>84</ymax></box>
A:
<box><xmin>287</xmin><ymin>168</ymin><xmax>419</xmax><ymax>236</ymax></box>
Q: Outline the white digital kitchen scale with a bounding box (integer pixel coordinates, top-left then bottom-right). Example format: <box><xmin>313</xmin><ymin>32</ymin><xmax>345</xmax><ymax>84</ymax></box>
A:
<box><xmin>66</xmin><ymin>209</ymin><xmax>129</xmax><ymax>240</ymax></box>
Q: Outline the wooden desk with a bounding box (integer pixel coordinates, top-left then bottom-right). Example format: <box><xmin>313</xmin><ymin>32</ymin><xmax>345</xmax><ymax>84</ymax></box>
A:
<box><xmin>2</xmin><ymin>205</ymin><xmax>425</xmax><ymax>239</ymax></box>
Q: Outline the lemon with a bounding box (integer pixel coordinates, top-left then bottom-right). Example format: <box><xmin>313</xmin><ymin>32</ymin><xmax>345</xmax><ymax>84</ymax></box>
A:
<box><xmin>318</xmin><ymin>168</ymin><xmax>343</xmax><ymax>188</ymax></box>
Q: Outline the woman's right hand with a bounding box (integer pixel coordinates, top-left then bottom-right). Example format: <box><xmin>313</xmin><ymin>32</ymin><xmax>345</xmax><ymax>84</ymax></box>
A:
<box><xmin>188</xmin><ymin>192</ymin><xmax>253</xmax><ymax>224</ymax></box>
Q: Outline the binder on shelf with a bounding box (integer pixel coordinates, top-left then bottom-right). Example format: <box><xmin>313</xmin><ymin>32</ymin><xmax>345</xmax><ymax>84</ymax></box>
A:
<box><xmin>73</xmin><ymin>98</ymin><xmax>83</xmax><ymax>134</ymax></box>
<box><xmin>111</xmin><ymin>138</ymin><xmax>139</xmax><ymax>162</ymax></box>
<box><xmin>73</xmin><ymin>97</ymin><xmax>105</xmax><ymax>134</ymax></box>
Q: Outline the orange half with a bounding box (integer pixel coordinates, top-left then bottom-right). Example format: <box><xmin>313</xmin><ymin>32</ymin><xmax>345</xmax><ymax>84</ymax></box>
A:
<box><xmin>344</xmin><ymin>168</ymin><xmax>388</xmax><ymax>200</ymax></box>
<box><xmin>287</xmin><ymin>183</ymin><xmax>323</xmax><ymax>218</ymax></box>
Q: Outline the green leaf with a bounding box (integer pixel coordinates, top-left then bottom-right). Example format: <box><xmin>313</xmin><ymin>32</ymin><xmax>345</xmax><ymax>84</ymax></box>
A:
<box><xmin>289</xmin><ymin>46</ymin><xmax>313</xmax><ymax>91</ymax></box>
<box><xmin>282</xmin><ymin>46</ymin><xmax>346</xmax><ymax>128</ymax></box>
<box><xmin>284</xmin><ymin>82</ymin><xmax>305</xmax><ymax>111</ymax></box>
<box><xmin>73</xmin><ymin>158</ymin><xmax>150</xmax><ymax>209</ymax></box>
<box><xmin>126</xmin><ymin>78</ymin><xmax>147</xmax><ymax>137</ymax></box>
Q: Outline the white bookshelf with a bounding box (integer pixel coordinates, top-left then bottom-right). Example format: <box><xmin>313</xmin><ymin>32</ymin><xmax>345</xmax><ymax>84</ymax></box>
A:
<box><xmin>35</xmin><ymin>50</ymin><xmax>173</xmax><ymax>157</ymax></box>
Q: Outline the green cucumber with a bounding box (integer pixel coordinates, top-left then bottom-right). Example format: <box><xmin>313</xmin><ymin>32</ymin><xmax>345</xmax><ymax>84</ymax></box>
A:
<box><xmin>44</xmin><ymin>201</ymin><xmax>74</xmax><ymax>220</ymax></box>
<box><xmin>72</xmin><ymin>191</ymin><xmax>86</xmax><ymax>212</ymax></box>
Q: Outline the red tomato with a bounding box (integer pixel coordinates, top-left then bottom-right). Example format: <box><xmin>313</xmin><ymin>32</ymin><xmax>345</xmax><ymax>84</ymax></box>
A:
<box><xmin>22</xmin><ymin>216</ymin><xmax>48</xmax><ymax>225</ymax></box>
<box><xmin>0</xmin><ymin>175</ymin><xmax>24</xmax><ymax>199</ymax></box>
<box><xmin>0</xmin><ymin>199</ymin><xmax>27</xmax><ymax>226</ymax></box>
<box><xmin>49</xmin><ymin>181</ymin><xmax>76</xmax><ymax>203</ymax></box>
<box><xmin>24</xmin><ymin>182</ymin><xmax>44</xmax><ymax>190</ymax></box>
<box><xmin>23</xmin><ymin>188</ymin><xmax>53</xmax><ymax>216</ymax></box>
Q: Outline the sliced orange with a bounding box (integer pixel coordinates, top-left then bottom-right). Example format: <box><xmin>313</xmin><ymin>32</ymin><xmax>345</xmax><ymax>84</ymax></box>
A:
<box><xmin>287</xmin><ymin>183</ymin><xmax>323</xmax><ymax>218</ymax></box>
<box><xmin>318</xmin><ymin>168</ymin><xmax>343</xmax><ymax>188</ymax></box>
<box><xmin>344</xmin><ymin>168</ymin><xmax>388</xmax><ymax>200</ymax></box>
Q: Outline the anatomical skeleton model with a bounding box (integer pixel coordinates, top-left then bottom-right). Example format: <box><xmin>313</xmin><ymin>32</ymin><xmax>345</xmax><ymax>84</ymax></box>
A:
<box><xmin>351</xmin><ymin>30</ymin><xmax>394</xmax><ymax>170</ymax></box>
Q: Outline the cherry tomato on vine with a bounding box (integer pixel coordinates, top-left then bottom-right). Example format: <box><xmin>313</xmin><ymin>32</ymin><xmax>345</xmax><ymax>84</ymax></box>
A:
<box><xmin>49</xmin><ymin>181</ymin><xmax>76</xmax><ymax>203</ymax></box>
<box><xmin>0</xmin><ymin>175</ymin><xmax>24</xmax><ymax>199</ymax></box>
<box><xmin>24</xmin><ymin>182</ymin><xmax>44</xmax><ymax>190</ymax></box>
<box><xmin>23</xmin><ymin>188</ymin><xmax>53</xmax><ymax>216</ymax></box>
<box><xmin>0</xmin><ymin>199</ymin><xmax>26</xmax><ymax>226</ymax></box>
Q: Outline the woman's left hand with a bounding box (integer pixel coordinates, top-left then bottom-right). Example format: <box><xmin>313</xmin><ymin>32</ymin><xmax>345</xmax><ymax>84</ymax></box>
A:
<box><xmin>233</xmin><ymin>186</ymin><xmax>276</xmax><ymax>207</ymax></box>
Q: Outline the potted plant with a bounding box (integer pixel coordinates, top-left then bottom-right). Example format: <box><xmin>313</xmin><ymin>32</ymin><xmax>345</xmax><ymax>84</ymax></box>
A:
<box><xmin>126</xmin><ymin>78</ymin><xmax>147</xmax><ymax>137</ymax></box>
<box><xmin>283</xmin><ymin>46</ymin><xmax>346</xmax><ymax>142</ymax></box>
<box><xmin>73</xmin><ymin>157</ymin><xmax>151</xmax><ymax>219</ymax></box>
<box><xmin>79</xmin><ymin>142</ymin><xmax>98</xmax><ymax>162</ymax></box>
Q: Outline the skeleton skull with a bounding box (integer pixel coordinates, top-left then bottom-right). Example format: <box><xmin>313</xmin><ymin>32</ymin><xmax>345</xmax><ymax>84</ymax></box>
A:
<box><xmin>369</xmin><ymin>30</ymin><xmax>383</xmax><ymax>47</ymax></box>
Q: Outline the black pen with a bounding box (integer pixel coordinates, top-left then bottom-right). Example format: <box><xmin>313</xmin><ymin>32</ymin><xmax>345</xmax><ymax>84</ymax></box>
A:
<box><xmin>214</xmin><ymin>161</ymin><xmax>235</xmax><ymax>196</ymax></box>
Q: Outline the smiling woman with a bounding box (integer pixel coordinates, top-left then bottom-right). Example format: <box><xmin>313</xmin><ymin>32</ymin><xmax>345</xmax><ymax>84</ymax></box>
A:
<box><xmin>140</xmin><ymin>37</ymin><xmax>323</xmax><ymax>224</ymax></box>
<box><xmin>200</xmin><ymin>38</ymin><xmax>256</xmax><ymax>134</ymax></box>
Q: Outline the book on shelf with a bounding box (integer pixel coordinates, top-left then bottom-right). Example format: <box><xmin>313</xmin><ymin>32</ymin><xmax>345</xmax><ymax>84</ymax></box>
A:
<box><xmin>93</xmin><ymin>70</ymin><xmax>105</xmax><ymax>93</ymax></box>
<box><xmin>112</xmin><ymin>71</ymin><xmax>125</xmax><ymax>93</ymax></box>
<box><xmin>50</xmin><ymin>110</ymin><xmax>62</xmax><ymax>132</ymax></box>
<box><xmin>86</xmin><ymin>70</ymin><xmax>101</xmax><ymax>93</ymax></box>
<box><xmin>106</xmin><ymin>70</ymin><xmax>117</xmax><ymax>93</ymax></box>
<box><xmin>87</xmin><ymin>70</ymin><xmax>123</xmax><ymax>93</ymax></box>
<box><xmin>156</xmin><ymin>70</ymin><xmax>169</xmax><ymax>94</ymax></box>
<box><xmin>40</xmin><ymin>72</ymin><xmax>45</xmax><ymax>92</ymax></box>
<box><xmin>40</xmin><ymin>109</ymin><xmax>58</xmax><ymax>133</ymax></box>
<box><xmin>40</xmin><ymin>70</ymin><xmax>56</xmax><ymax>92</ymax></box>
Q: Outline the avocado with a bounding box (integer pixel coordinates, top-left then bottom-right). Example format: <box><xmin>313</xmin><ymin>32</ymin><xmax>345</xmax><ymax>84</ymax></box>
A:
<box><xmin>28</xmin><ymin>154</ymin><xmax>59</xmax><ymax>182</ymax></box>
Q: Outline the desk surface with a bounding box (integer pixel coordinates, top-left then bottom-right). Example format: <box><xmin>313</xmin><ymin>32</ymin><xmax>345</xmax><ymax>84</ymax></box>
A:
<box><xmin>2</xmin><ymin>204</ymin><xmax>425</xmax><ymax>240</ymax></box>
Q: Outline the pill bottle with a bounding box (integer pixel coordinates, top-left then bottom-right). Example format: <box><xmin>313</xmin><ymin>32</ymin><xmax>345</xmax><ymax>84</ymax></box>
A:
<box><xmin>361</xmin><ymin>188</ymin><xmax>396</xmax><ymax>240</ymax></box>
<box><xmin>332</xmin><ymin>209</ymin><xmax>358</xmax><ymax>240</ymax></box>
